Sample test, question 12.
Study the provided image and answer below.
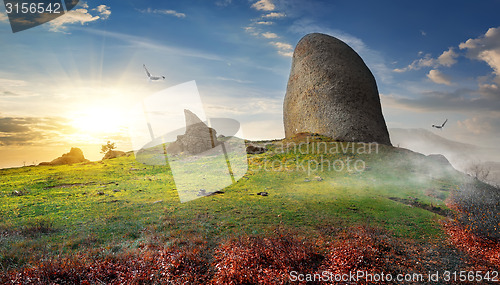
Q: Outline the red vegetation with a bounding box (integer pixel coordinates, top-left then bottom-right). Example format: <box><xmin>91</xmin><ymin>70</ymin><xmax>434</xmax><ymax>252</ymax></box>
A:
<box><xmin>2</xmin><ymin>226</ymin><xmax>469</xmax><ymax>284</ymax></box>
<box><xmin>1</xmin><ymin>245</ymin><xmax>209</xmax><ymax>284</ymax></box>
<box><xmin>210</xmin><ymin>232</ymin><xmax>322</xmax><ymax>284</ymax></box>
<box><xmin>444</xmin><ymin>221</ymin><xmax>500</xmax><ymax>268</ymax></box>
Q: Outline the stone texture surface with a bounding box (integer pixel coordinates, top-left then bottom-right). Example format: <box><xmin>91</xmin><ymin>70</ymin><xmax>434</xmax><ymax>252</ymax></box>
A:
<box><xmin>39</xmin><ymin>147</ymin><xmax>89</xmax><ymax>166</ymax></box>
<box><xmin>102</xmin><ymin>150</ymin><xmax>127</xmax><ymax>160</ymax></box>
<box><xmin>167</xmin><ymin>109</ymin><xmax>220</xmax><ymax>155</ymax></box>
<box><xmin>283</xmin><ymin>33</ymin><xmax>391</xmax><ymax>145</ymax></box>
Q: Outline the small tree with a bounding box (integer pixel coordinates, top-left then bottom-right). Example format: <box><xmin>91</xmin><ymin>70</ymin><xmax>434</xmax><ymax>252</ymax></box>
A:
<box><xmin>101</xmin><ymin>141</ymin><xmax>116</xmax><ymax>154</ymax></box>
<box><xmin>466</xmin><ymin>161</ymin><xmax>490</xmax><ymax>182</ymax></box>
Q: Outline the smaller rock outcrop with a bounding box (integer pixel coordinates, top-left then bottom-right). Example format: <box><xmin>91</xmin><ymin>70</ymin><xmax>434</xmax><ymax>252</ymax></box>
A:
<box><xmin>246</xmin><ymin>145</ymin><xmax>267</xmax><ymax>154</ymax></box>
<box><xmin>102</xmin><ymin>150</ymin><xmax>126</xmax><ymax>160</ymax></box>
<box><xmin>166</xmin><ymin>109</ymin><xmax>220</xmax><ymax>155</ymax></box>
<box><xmin>39</xmin><ymin>147</ymin><xmax>89</xmax><ymax>166</ymax></box>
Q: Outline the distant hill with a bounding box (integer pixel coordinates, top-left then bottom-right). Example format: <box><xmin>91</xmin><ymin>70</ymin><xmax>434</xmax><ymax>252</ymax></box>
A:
<box><xmin>389</xmin><ymin>128</ymin><xmax>500</xmax><ymax>185</ymax></box>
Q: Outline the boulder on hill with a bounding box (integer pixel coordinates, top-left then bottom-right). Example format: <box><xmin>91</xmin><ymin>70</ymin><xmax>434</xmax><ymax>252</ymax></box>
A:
<box><xmin>166</xmin><ymin>109</ymin><xmax>221</xmax><ymax>155</ymax></box>
<box><xmin>283</xmin><ymin>33</ymin><xmax>392</xmax><ymax>146</ymax></box>
<box><xmin>39</xmin><ymin>148</ymin><xmax>89</xmax><ymax>166</ymax></box>
<box><xmin>102</xmin><ymin>150</ymin><xmax>126</xmax><ymax>160</ymax></box>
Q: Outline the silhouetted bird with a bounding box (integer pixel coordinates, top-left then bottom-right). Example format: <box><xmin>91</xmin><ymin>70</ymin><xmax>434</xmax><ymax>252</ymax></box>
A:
<box><xmin>143</xmin><ymin>64</ymin><xmax>165</xmax><ymax>81</ymax></box>
<box><xmin>432</xmin><ymin>119</ymin><xmax>448</xmax><ymax>130</ymax></box>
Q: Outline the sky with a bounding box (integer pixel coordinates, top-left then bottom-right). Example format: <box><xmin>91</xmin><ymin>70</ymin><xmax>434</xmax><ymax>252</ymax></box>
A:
<box><xmin>0</xmin><ymin>0</ymin><xmax>499</xmax><ymax>168</ymax></box>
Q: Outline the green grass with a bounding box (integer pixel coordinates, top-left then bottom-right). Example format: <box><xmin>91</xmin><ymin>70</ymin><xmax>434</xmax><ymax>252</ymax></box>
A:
<box><xmin>0</xmin><ymin>136</ymin><xmax>465</xmax><ymax>269</ymax></box>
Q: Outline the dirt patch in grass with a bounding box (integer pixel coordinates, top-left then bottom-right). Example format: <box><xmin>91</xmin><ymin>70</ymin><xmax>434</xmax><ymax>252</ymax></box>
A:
<box><xmin>388</xmin><ymin>196</ymin><xmax>452</xmax><ymax>217</ymax></box>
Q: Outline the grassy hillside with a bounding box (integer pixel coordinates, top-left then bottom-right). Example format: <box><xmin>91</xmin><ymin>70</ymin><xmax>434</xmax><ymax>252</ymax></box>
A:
<box><xmin>1</xmin><ymin>135</ymin><xmax>498</xmax><ymax>283</ymax></box>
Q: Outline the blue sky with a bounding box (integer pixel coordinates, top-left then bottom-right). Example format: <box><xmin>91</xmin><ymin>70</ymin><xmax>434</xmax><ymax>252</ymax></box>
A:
<box><xmin>1</xmin><ymin>0</ymin><xmax>500</xmax><ymax>167</ymax></box>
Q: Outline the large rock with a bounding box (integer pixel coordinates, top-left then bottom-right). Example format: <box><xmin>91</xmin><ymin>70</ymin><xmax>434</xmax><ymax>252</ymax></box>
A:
<box><xmin>283</xmin><ymin>33</ymin><xmax>391</xmax><ymax>145</ymax></box>
<box><xmin>39</xmin><ymin>147</ymin><xmax>89</xmax><ymax>166</ymax></box>
<box><xmin>167</xmin><ymin>109</ymin><xmax>220</xmax><ymax>155</ymax></box>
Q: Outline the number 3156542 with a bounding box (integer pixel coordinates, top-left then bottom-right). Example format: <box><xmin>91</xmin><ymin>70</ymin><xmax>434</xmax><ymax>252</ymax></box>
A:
<box><xmin>5</xmin><ymin>2</ymin><xmax>62</xmax><ymax>14</ymax></box>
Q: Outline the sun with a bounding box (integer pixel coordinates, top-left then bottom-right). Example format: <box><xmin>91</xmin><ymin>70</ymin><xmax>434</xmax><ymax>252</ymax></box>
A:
<box><xmin>71</xmin><ymin>106</ymin><xmax>128</xmax><ymax>135</ymax></box>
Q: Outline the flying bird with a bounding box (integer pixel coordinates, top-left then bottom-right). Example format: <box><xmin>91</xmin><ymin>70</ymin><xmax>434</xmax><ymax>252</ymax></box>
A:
<box><xmin>143</xmin><ymin>64</ymin><xmax>165</xmax><ymax>81</ymax></box>
<box><xmin>432</xmin><ymin>119</ymin><xmax>448</xmax><ymax>130</ymax></box>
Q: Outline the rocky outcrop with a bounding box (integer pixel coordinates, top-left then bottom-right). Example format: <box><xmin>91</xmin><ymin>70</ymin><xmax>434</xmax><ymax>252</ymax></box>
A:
<box><xmin>283</xmin><ymin>33</ymin><xmax>391</xmax><ymax>145</ymax></box>
<box><xmin>166</xmin><ymin>109</ymin><xmax>220</xmax><ymax>155</ymax></box>
<box><xmin>246</xmin><ymin>145</ymin><xmax>267</xmax><ymax>154</ymax></box>
<box><xmin>102</xmin><ymin>150</ymin><xmax>127</xmax><ymax>160</ymax></box>
<box><xmin>39</xmin><ymin>148</ymin><xmax>89</xmax><ymax>166</ymax></box>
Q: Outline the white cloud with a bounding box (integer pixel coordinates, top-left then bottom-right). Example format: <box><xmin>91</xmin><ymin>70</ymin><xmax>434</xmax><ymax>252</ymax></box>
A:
<box><xmin>277</xmin><ymin>50</ymin><xmax>293</xmax><ymax>57</ymax></box>
<box><xmin>460</xmin><ymin>27</ymin><xmax>500</xmax><ymax>81</ymax></box>
<box><xmin>262</xmin><ymin>32</ymin><xmax>278</xmax><ymax>39</ymax></box>
<box><xmin>394</xmin><ymin>48</ymin><xmax>458</xmax><ymax>73</ymax></box>
<box><xmin>139</xmin><ymin>8</ymin><xmax>186</xmax><ymax>18</ymax></box>
<box><xmin>393</xmin><ymin>54</ymin><xmax>436</xmax><ymax>72</ymax></box>
<box><xmin>427</xmin><ymin>69</ymin><xmax>452</xmax><ymax>85</ymax></box>
<box><xmin>48</xmin><ymin>8</ymin><xmax>101</xmax><ymax>32</ymax></box>
<box><xmin>479</xmin><ymin>50</ymin><xmax>500</xmax><ymax>76</ymax></box>
<box><xmin>0</xmin><ymin>78</ymin><xmax>27</xmax><ymax>87</ymax></box>
<box><xmin>438</xmin><ymin>48</ymin><xmax>458</xmax><ymax>67</ymax></box>
<box><xmin>479</xmin><ymin>83</ymin><xmax>500</xmax><ymax>99</ymax></box>
<box><xmin>256</xmin><ymin>21</ymin><xmax>274</xmax><ymax>25</ymax></box>
<box><xmin>244</xmin><ymin>26</ymin><xmax>259</xmax><ymax>36</ymax></box>
<box><xmin>86</xmin><ymin>28</ymin><xmax>224</xmax><ymax>61</ymax></box>
<box><xmin>271</xmin><ymin>41</ymin><xmax>293</xmax><ymax>57</ymax></box>
<box><xmin>216</xmin><ymin>77</ymin><xmax>253</xmax><ymax>84</ymax></box>
<box><xmin>262</xmin><ymin>12</ymin><xmax>286</xmax><ymax>18</ymax></box>
<box><xmin>251</xmin><ymin>0</ymin><xmax>275</xmax><ymax>11</ymax></box>
<box><xmin>0</xmin><ymin>12</ymin><xmax>7</xmax><ymax>23</ymax></box>
<box><xmin>94</xmin><ymin>5</ymin><xmax>111</xmax><ymax>20</ymax></box>
<box><xmin>457</xmin><ymin>117</ymin><xmax>492</xmax><ymax>135</ymax></box>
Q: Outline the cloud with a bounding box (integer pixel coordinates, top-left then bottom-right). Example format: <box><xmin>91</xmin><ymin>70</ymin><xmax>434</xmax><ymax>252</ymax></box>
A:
<box><xmin>478</xmin><ymin>83</ymin><xmax>500</xmax><ymax>99</ymax></box>
<box><xmin>381</xmin><ymin>88</ymin><xmax>500</xmax><ymax>113</ymax></box>
<box><xmin>256</xmin><ymin>21</ymin><xmax>273</xmax><ymax>25</ymax></box>
<box><xmin>216</xmin><ymin>77</ymin><xmax>253</xmax><ymax>84</ymax></box>
<box><xmin>394</xmin><ymin>48</ymin><xmax>459</xmax><ymax>73</ymax></box>
<box><xmin>427</xmin><ymin>69</ymin><xmax>452</xmax><ymax>85</ymax></box>
<box><xmin>94</xmin><ymin>5</ymin><xmax>111</xmax><ymax>20</ymax></box>
<box><xmin>244</xmin><ymin>26</ymin><xmax>259</xmax><ymax>36</ymax></box>
<box><xmin>438</xmin><ymin>48</ymin><xmax>458</xmax><ymax>67</ymax></box>
<box><xmin>262</xmin><ymin>12</ymin><xmax>286</xmax><ymax>18</ymax></box>
<box><xmin>86</xmin><ymin>28</ymin><xmax>223</xmax><ymax>61</ymax></box>
<box><xmin>0</xmin><ymin>12</ymin><xmax>7</xmax><ymax>23</ymax></box>
<box><xmin>138</xmin><ymin>8</ymin><xmax>186</xmax><ymax>18</ymax></box>
<box><xmin>48</xmin><ymin>4</ymin><xmax>111</xmax><ymax>32</ymax></box>
<box><xmin>270</xmin><ymin>41</ymin><xmax>293</xmax><ymax>57</ymax></box>
<box><xmin>262</xmin><ymin>32</ymin><xmax>278</xmax><ymax>39</ymax></box>
<box><xmin>0</xmin><ymin>91</ymin><xmax>19</xmax><ymax>97</ymax></box>
<box><xmin>457</xmin><ymin>117</ymin><xmax>493</xmax><ymax>135</ymax></box>
<box><xmin>0</xmin><ymin>78</ymin><xmax>27</xmax><ymax>87</ymax></box>
<box><xmin>460</xmin><ymin>26</ymin><xmax>500</xmax><ymax>85</ymax></box>
<box><xmin>251</xmin><ymin>0</ymin><xmax>275</xmax><ymax>11</ymax></box>
<box><xmin>0</xmin><ymin>116</ymin><xmax>76</xmax><ymax>146</ymax></box>
<box><xmin>271</xmin><ymin>41</ymin><xmax>292</xmax><ymax>50</ymax></box>
<box><xmin>393</xmin><ymin>53</ymin><xmax>436</xmax><ymax>72</ymax></box>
